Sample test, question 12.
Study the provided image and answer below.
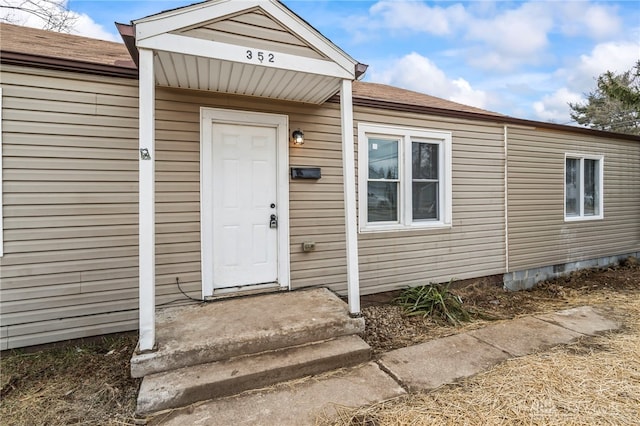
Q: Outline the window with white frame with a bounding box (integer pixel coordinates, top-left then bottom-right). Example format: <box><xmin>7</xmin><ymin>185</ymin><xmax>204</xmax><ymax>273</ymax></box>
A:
<box><xmin>565</xmin><ymin>154</ymin><xmax>604</xmax><ymax>220</ymax></box>
<box><xmin>358</xmin><ymin>123</ymin><xmax>452</xmax><ymax>231</ymax></box>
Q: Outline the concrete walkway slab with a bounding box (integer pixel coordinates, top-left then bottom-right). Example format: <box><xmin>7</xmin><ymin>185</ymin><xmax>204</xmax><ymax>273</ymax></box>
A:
<box><xmin>468</xmin><ymin>316</ymin><xmax>583</xmax><ymax>357</ymax></box>
<box><xmin>378</xmin><ymin>333</ymin><xmax>509</xmax><ymax>391</ymax></box>
<box><xmin>143</xmin><ymin>305</ymin><xmax>621</xmax><ymax>425</ymax></box>
<box><xmin>150</xmin><ymin>362</ymin><xmax>406</xmax><ymax>426</ymax></box>
<box><xmin>535</xmin><ymin>306</ymin><xmax>619</xmax><ymax>336</ymax></box>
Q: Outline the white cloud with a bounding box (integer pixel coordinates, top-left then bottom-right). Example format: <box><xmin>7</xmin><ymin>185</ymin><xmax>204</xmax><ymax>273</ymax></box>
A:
<box><xmin>368</xmin><ymin>0</ymin><xmax>467</xmax><ymax>36</ymax></box>
<box><xmin>369</xmin><ymin>52</ymin><xmax>489</xmax><ymax>109</ymax></box>
<box><xmin>449</xmin><ymin>77</ymin><xmax>489</xmax><ymax>108</ymax></box>
<box><xmin>466</xmin><ymin>2</ymin><xmax>552</xmax><ymax>58</ymax></box>
<box><xmin>569</xmin><ymin>41</ymin><xmax>640</xmax><ymax>89</ymax></box>
<box><xmin>532</xmin><ymin>40</ymin><xmax>639</xmax><ymax>123</ymax></box>
<box><xmin>0</xmin><ymin>0</ymin><xmax>118</xmax><ymax>41</ymax></box>
<box><xmin>558</xmin><ymin>3</ymin><xmax>622</xmax><ymax>39</ymax></box>
<box><xmin>581</xmin><ymin>5</ymin><xmax>622</xmax><ymax>39</ymax></box>
<box><xmin>70</xmin><ymin>13</ymin><xmax>118</xmax><ymax>41</ymax></box>
<box><xmin>353</xmin><ymin>1</ymin><xmax>627</xmax><ymax>73</ymax></box>
<box><xmin>466</xmin><ymin>48</ymin><xmax>551</xmax><ymax>73</ymax></box>
<box><xmin>532</xmin><ymin>88</ymin><xmax>583</xmax><ymax>123</ymax></box>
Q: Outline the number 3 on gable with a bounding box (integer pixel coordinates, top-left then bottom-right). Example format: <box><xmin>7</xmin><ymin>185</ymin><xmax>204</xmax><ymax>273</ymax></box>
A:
<box><xmin>246</xmin><ymin>50</ymin><xmax>275</xmax><ymax>63</ymax></box>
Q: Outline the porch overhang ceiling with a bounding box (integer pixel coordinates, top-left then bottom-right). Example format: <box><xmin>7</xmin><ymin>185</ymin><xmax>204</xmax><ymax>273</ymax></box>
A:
<box><xmin>129</xmin><ymin>0</ymin><xmax>365</xmax><ymax>104</ymax></box>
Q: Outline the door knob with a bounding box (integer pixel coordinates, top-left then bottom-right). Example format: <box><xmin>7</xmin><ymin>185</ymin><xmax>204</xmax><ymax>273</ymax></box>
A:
<box><xmin>269</xmin><ymin>214</ymin><xmax>278</xmax><ymax>229</ymax></box>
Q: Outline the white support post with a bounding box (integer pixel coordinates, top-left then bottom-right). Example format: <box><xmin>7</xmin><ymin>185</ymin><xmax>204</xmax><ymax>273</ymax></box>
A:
<box><xmin>138</xmin><ymin>48</ymin><xmax>156</xmax><ymax>352</ymax></box>
<box><xmin>340</xmin><ymin>79</ymin><xmax>361</xmax><ymax>315</ymax></box>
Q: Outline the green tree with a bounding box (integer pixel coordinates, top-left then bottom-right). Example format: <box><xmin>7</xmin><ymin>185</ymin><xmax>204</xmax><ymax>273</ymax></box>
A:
<box><xmin>569</xmin><ymin>61</ymin><xmax>640</xmax><ymax>135</ymax></box>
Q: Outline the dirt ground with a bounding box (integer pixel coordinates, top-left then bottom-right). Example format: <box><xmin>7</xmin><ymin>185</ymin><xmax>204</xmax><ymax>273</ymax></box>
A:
<box><xmin>362</xmin><ymin>257</ymin><xmax>640</xmax><ymax>354</ymax></box>
<box><xmin>1</xmin><ymin>260</ymin><xmax>638</xmax><ymax>425</ymax></box>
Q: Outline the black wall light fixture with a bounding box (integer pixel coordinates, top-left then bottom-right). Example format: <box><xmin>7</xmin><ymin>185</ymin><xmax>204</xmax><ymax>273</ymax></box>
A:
<box><xmin>291</xmin><ymin>129</ymin><xmax>304</xmax><ymax>146</ymax></box>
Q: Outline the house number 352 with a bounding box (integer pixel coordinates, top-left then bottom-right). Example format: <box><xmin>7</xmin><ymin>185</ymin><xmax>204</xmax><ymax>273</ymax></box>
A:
<box><xmin>246</xmin><ymin>50</ymin><xmax>275</xmax><ymax>63</ymax></box>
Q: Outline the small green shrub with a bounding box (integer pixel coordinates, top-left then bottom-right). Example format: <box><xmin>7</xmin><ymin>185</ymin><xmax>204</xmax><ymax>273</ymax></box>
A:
<box><xmin>395</xmin><ymin>281</ymin><xmax>471</xmax><ymax>326</ymax></box>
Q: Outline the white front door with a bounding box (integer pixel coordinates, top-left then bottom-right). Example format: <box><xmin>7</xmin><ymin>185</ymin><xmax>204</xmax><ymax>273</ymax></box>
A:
<box><xmin>200</xmin><ymin>108</ymin><xmax>290</xmax><ymax>297</ymax></box>
<box><xmin>212</xmin><ymin>123</ymin><xmax>278</xmax><ymax>288</ymax></box>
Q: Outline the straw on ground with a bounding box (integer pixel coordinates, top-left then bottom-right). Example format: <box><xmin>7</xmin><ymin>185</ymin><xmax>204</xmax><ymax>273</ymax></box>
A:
<box><xmin>326</xmin><ymin>295</ymin><xmax>640</xmax><ymax>426</ymax></box>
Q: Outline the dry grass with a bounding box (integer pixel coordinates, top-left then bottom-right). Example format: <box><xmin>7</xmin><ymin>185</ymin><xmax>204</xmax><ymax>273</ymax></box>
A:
<box><xmin>0</xmin><ymin>334</ymin><xmax>140</xmax><ymax>425</ymax></box>
<box><xmin>326</xmin><ymin>294</ymin><xmax>640</xmax><ymax>426</ymax></box>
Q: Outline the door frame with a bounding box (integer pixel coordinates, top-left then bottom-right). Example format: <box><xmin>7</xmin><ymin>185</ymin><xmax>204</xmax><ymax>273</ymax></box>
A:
<box><xmin>200</xmin><ymin>107</ymin><xmax>290</xmax><ymax>297</ymax></box>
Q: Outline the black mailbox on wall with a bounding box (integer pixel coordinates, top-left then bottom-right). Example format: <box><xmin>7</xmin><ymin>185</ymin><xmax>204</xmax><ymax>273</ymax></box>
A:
<box><xmin>290</xmin><ymin>167</ymin><xmax>321</xmax><ymax>179</ymax></box>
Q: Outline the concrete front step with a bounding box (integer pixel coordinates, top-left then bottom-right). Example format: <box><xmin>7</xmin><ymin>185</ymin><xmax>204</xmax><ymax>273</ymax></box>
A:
<box><xmin>136</xmin><ymin>334</ymin><xmax>371</xmax><ymax>415</ymax></box>
<box><xmin>131</xmin><ymin>288</ymin><xmax>364</xmax><ymax>378</ymax></box>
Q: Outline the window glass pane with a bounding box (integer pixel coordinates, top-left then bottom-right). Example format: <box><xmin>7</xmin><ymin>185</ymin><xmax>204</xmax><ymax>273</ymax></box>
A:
<box><xmin>413</xmin><ymin>182</ymin><xmax>438</xmax><ymax>220</ymax></box>
<box><xmin>584</xmin><ymin>159</ymin><xmax>599</xmax><ymax>215</ymax></box>
<box><xmin>368</xmin><ymin>139</ymin><xmax>398</xmax><ymax>179</ymax></box>
<box><xmin>412</xmin><ymin>142</ymin><xmax>438</xmax><ymax>179</ymax></box>
<box><xmin>367</xmin><ymin>181</ymin><xmax>398</xmax><ymax>222</ymax></box>
<box><xmin>565</xmin><ymin>158</ymin><xmax>580</xmax><ymax>216</ymax></box>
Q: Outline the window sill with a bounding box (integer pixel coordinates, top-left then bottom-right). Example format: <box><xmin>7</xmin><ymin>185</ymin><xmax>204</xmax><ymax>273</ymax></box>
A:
<box><xmin>359</xmin><ymin>222</ymin><xmax>452</xmax><ymax>233</ymax></box>
<box><xmin>564</xmin><ymin>215</ymin><xmax>604</xmax><ymax>222</ymax></box>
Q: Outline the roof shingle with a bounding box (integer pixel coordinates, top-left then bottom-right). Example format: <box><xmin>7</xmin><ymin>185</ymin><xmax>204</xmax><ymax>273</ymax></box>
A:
<box><xmin>0</xmin><ymin>22</ymin><xmax>135</xmax><ymax>68</ymax></box>
<box><xmin>352</xmin><ymin>81</ymin><xmax>503</xmax><ymax>117</ymax></box>
<box><xmin>0</xmin><ymin>22</ymin><xmax>500</xmax><ymax>115</ymax></box>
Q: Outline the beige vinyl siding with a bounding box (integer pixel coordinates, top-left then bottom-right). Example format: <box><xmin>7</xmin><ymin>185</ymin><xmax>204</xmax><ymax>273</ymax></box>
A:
<box><xmin>0</xmin><ymin>65</ymin><xmax>140</xmax><ymax>349</ymax></box>
<box><xmin>507</xmin><ymin>126</ymin><xmax>640</xmax><ymax>271</ymax></box>
<box><xmin>176</xmin><ymin>9</ymin><xmax>326</xmax><ymax>60</ymax></box>
<box><xmin>353</xmin><ymin>106</ymin><xmax>506</xmax><ymax>295</ymax></box>
<box><xmin>154</xmin><ymin>87</ymin><xmax>348</xmax><ymax>293</ymax></box>
<box><xmin>0</xmin><ymin>64</ymin><xmax>350</xmax><ymax>349</ymax></box>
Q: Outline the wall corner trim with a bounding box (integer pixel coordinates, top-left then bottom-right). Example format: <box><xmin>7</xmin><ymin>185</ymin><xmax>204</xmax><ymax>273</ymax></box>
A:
<box><xmin>340</xmin><ymin>79</ymin><xmax>361</xmax><ymax>314</ymax></box>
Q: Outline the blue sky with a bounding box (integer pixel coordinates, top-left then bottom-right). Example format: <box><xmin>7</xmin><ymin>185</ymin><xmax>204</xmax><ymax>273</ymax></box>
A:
<box><xmin>4</xmin><ymin>1</ymin><xmax>639</xmax><ymax>124</ymax></box>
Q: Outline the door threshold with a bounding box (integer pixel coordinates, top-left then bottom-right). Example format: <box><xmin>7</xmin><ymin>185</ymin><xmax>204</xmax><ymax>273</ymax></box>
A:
<box><xmin>205</xmin><ymin>282</ymin><xmax>287</xmax><ymax>301</ymax></box>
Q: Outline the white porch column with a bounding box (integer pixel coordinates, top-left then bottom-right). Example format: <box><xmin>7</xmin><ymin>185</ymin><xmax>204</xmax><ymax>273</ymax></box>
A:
<box><xmin>340</xmin><ymin>79</ymin><xmax>361</xmax><ymax>315</ymax></box>
<box><xmin>138</xmin><ymin>48</ymin><xmax>156</xmax><ymax>351</ymax></box>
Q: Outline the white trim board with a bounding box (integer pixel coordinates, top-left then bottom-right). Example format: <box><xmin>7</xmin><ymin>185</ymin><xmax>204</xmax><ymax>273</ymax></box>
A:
<box><xmin>138</xmin><ymin>48</ymin><xmax>156</xmax><ymax>352</ymax></box>
<box><xmin>200</xmin><ymin>107</ymin><xmax>290</xmax><ymax>298</ymax></box>
<box><xmin>340</xmin><ymin>80</ymin><xmax>360</xmax><ymax>315</ymax></box>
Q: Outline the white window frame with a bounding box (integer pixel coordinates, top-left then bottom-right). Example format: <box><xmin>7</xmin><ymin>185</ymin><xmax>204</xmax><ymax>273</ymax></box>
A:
<box><xmin>358</xmin><ymin>123</ymin><xmax>452</xmax><ymax>232</ymax></box>
<box><xmin>564</xmin><ymin>153</ymin><xmax>604</xmax><ymax>222</ymax></box>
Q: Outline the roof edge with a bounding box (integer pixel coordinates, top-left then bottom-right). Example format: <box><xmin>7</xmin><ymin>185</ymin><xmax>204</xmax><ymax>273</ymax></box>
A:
<box><xmin>3</xmin><ymin>51</ymin><xmax>637</xmax><ymax>142</ymax></box>
<box><xmin>115</xmin><ymin>22</ymin><xmax>139</xmax><ymax>67</ymax></box>
<box><xmin>1</xmin><ymin>51</ymin><xmax>138</xmax><ymax>79</ymax></box>
<box><xmin>329</xmin><ymin>95</ymin><xmax>640</xmax><ymax>142</ymax></box>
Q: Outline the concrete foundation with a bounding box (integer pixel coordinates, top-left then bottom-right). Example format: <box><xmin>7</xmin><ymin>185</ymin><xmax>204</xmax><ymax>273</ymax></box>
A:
<box><xmin>503</xmin><ymin>252</ymin><xmax>639</xmax><ymax>291</ymax></box>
